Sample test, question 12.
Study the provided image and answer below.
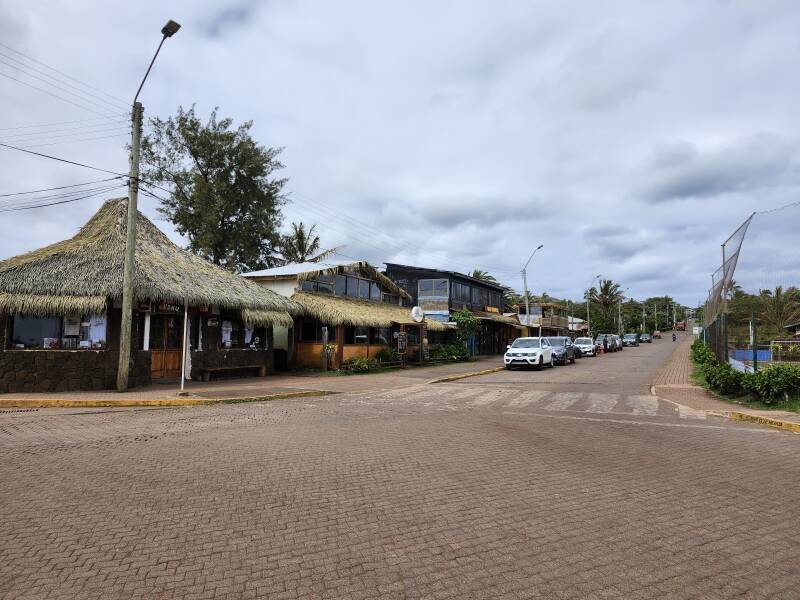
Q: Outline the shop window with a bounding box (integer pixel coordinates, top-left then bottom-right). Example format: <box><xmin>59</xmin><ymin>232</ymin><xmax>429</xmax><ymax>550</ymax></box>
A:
<box><xmin>221</xmin><ymin>319</ymin><xmax>244</xmax><ymax>348</ymax></box>
<box><xmin>353</xmin><ymin>326</ymin><xmax>368</xmax><ymax>344</ymax></box>
<box><xmin>11</xmin><ymin>314</ymin><xmax>106</xmax><ymax>350</ymax></box>
<box><xmin>11</xmin><ymin>316</ymin><xmax>61</xmax><ymax>349</ymax></box>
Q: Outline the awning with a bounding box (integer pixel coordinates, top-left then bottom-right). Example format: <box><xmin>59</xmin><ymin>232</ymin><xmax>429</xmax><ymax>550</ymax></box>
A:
<box><xmin>472</xmin><ymin>310</ymin><xmax>526</xmax><ymax>330</ymax></box>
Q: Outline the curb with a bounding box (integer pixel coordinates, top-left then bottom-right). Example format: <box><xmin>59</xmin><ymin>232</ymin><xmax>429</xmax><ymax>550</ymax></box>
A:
<box><xmin>0</xmin><ymin>389</ymin><xmax>334</xmax><ymax>409</ymax></box>
<box><xmin>428</xmin><ymin>366</ymin><xmax>505</xmax><ymax>384</ymax></box>
<box><xmin>729</xmin><ymin>411</ymin><xmax>800</xmax><ymax>434</ymax></box>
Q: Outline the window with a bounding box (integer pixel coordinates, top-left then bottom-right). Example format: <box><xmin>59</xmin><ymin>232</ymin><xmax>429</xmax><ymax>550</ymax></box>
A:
<box><xmin>221</xmin><ymin>319</ymin><xmax>244</xmax><ymax>348</ymax></box>
<box><xmin>301</xmin><ymin>280</ymin><xmax>316</xmax><ymax>292</ymax></box>
<box><xmin>358</xmin><ymin>279</ymin><xmax>370</xmax><ymax>299</ymax></box>
<box><xmin>346</xmin><ymin>277</ymin><xmax>359</xmax><ymax>298</ymax></box>
<box><xmin>344</xmin><ymin>325</ymin><xmax>369</xmax><ymax>344</ymax></box>
<box><xmin>370</xmin><ymin>282</ymin><xmax>381</xmax><ymax>301</ymax></box>
<box><xmin>298</xmin><ymin>320</ymin><xmax>336</xmax><ymax>343</ymax></box>
<box><xmin>382</xmin><ymin>293</ymin><xmax>399</xmax><ymax>305</ymax></box>
<box><xmin>11</xmin><ymin>316</ymin><xmax>61</xmax><ymax>349</ymax></box>
<box><xmin>371</xmin><ymin>327</ymin><xmax>391</xmax><ymax>344</ymax></box>
<box><xmin>419</xmin><ymin>278</ymin><xmax>448</xmax><ymax>297</ymax></box>
<box><xmin>10</xmin><ymin>314</ymin><xmax>106</xmax><ymax>350</ymax></box>
<box><xmin>316</xmin><ymin>275</ymin><xmax>334</xmax><ymax>295</ymax></box>
<box><xmin>335</xmin><ymin>274</ymin><xmax>347</xmax><ymax>296</ymax></box>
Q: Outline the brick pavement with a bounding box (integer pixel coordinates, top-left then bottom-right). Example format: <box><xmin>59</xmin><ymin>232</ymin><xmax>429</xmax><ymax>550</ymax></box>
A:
<box><xmin>2</xmin><ymin>378</ymin><xmax>799</xmax><ymax>599</ymax></box>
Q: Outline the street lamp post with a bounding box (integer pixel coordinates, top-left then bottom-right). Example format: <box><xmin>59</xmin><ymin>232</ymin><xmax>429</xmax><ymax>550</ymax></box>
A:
<box><xmin>585</xmin><ymin>274</ymin><xmax>601</xmax><ymax>337</ymax></box>
<box><xmin>521</xmin><ymin>244</ymin><xmax>543</xmax><ymax>337</ymax></box>
<box><xmin>618</xmin><ymin>287</ymin><xmax>630</xmax><ymax>335</ymax></box>
<box><xmin>117</xmin><ymin>19</ymin><xmax>181</xmax><ymax>392</ymax></box>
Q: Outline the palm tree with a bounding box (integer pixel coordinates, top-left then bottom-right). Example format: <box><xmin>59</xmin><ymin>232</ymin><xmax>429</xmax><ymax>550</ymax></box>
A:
<box><xmin>588</xmin><ymin>279</ymin><xmax>623</xmax><ymax>329</ymax></box>
<box><xmin>759</xmin><ymin>285</ymin><xmax>800</xmax><ymax>337</ymax></box>
<box><xmin>278</xmin><ymin>222</ymin><xmax>342</xmax><ymax>264</ymax></box>
<box><xmin>470</xmin><ymin>269</ymin><xmax>500</xmax><ymax>286</ymax></box>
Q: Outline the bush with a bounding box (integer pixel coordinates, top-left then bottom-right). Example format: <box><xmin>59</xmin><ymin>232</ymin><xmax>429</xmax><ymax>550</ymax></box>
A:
<box><xmin>428</xmin><ymin>343</ymin><xmax>469</xmax><ymax>361</ymax></box>
<box><xmin>374</xmin><ymin>347</ymin><xmax>401</xmax><ymax>364</ymax></box>
<box><xmin>340</xmin><ymin>357</ymin><xmax>378</xmax><ymax>372</ymax></box>
<box><xmin>703</xmin><ymin>361</ymin><xmax>744</xmax><ymax>396</ymax></box>
<box><xmin>691</xmin><ymin>339</ymin><xmax>717</xmax><ymax>366</ymax></box>
<box><xmin>742</xmin><ymin>364</ymin><xmax>800</xmax><ymax>404</ymax></box>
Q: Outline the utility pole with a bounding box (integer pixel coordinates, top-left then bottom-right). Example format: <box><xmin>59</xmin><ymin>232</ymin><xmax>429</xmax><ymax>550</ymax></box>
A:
<box><xmin>654</xmin><ymin>303</ymin><xmax>657</xmax><ymax>330</ymax></box>
<box><xmin>585</xmin><ymin>274</ymin><xmax>601</xmax><ymax>337</ymax></box>
<box><xmin>521</xmin><ymin>244</ymin><xmax>543</xmax><ymax>337</ymax></box>
<box><xmin>642</xmin><ymin>303</ymin><xmax>646</xmax><ymax>332</ymax></box>
<box><xmin>116</xmin><ymin>20</ymin><xmax>181</xmax><ymax>392</ymax></box>
<box><xmin>116</xmin><ymin>101</ymin><xmax>143</xmax><ymax>392</ymax></box>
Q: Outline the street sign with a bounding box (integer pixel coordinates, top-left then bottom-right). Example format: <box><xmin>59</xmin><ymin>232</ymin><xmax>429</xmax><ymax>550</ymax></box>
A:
<box><xmin>397</xmin><ymin>331</ymin><xmax>407</xmax><ymax>354</ymax></box>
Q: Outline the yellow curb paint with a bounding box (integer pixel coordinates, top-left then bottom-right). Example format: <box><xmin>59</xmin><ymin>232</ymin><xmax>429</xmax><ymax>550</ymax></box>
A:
<box><xmin>729</xmin><ymin>411</ymin><xmax>800</xmax><ymax>434</ymax></box>
<box><xmin>0</xmin><ymin>390</ymin><xmax>333</xmax><ymax>409</ymax></box>
<box><xmin>427</xmin><ymin>366</ymin><xmax>505</xmax><ymax>384</ymax></box>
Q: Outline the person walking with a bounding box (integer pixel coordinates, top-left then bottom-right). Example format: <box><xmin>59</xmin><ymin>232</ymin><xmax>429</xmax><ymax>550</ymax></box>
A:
<box><xmin>602</xmin><ymin>335</ymin><xmax>609</xmax><ymax>353</ymax></box>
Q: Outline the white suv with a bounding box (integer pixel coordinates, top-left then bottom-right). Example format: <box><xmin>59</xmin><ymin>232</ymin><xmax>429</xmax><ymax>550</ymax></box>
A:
<box><xmin>574</xmin><ymin>337</ymin><xmax>596</xmax><ymax>357</ymax></box>
<box><xmin>504</xmin><ymin>337</ymin><xmax>555</xmax><ymax>370</ymax></box>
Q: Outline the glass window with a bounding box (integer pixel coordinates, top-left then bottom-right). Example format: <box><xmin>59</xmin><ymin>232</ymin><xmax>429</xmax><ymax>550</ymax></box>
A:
<box><xmin>358</xmin><ymin>279</ymin><xmax>370</xmax><ymax>299</ymax></box>
<box><xmin>353</xmin><ymin>326</ymin><xmax>368</xmax><ymax>343</ymax></box>
<box><xmin>511</xmin><ymin>338</ymin><xmax>541</xmax><ymax>348</ymax></box>
<box><xmin>11</xmin><ymin>316</ymin><xmax>61</xmax><ymax>349</ymax></box>
<box><xmin>370</xmin><ymin>282</ymin><xmax>381</xmax><ymax>301</ymax></box>
<box><xmin>434</xmin><ymin>279</ymin><xmax>448</xmax><ymax>294</ymax></box>
<box><xmin>335</xmin><ymin>274</ymin><xmax>347</xmax><ymax>296</ymax></box>
<box><xmin>346</xmin><ymin>276</ymin><xmax>359</xmax><ymax>298</ymax></box>
<box><xmin>316</xmin><ymin>277</ymin><xmax>334</xmax><ymax>295</ymax></box>
<box><xmin>300</xmin><ymin>320</ymin><xmax>317</xmax><ymax>342</ymax></box>
<box><xmin>301</xmin><ymin>280</ymin><xmax>316</xmax><ymax>292</ymax></box>
<box><xmin>371</xmin><ymin>327</ymin><xmax>391</xmax><ymax>344</ymax></box>
<box><xmin>382</xmin><ymin>293</ymin><xmax>399</xmax><ymax>304</ymax></box>
<box><xmin>419</xmin><ymin>279</ymin><xmax>434</xmax><ymax>295</ymax></box>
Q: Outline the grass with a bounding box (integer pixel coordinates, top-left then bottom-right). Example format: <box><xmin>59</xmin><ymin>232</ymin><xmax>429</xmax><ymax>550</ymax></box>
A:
<box><xmin>690</xmin><ymin>353</ymin><xmax>800</xmax><ymax>413</ymax></box>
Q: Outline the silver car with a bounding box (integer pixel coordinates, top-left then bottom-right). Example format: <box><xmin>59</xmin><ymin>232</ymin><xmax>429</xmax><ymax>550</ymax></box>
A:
<box><xmin>573</xmin><ymin>337</ymin><xmax>596</xmax><ymax>356</ymax></box>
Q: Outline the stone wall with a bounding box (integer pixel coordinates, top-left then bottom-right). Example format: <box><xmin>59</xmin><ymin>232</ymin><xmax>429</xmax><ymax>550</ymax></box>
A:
<box><xmin>190</xmin><ymin>348</ymin><xmax>270</xmax><ymax>380</ymax></box>
<box><xmin>0</xmin><ymin>349</ymin><xmax>151</xmax><ymax>393</ymax></box>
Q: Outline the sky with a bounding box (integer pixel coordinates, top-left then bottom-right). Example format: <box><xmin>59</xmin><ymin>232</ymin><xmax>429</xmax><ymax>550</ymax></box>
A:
<box><xmin>1</xmin><ymin>0</ymin><xmax>799</xmax><ymax>307</ymax></box>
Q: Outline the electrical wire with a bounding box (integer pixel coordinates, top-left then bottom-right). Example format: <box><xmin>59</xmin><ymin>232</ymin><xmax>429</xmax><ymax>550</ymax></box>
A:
<box><xmin>0</xmin><ymin>55</ymin><xmax>129</xmax><ymax>114</ymax></box>
<box><xmin>0</xmin><ymin>125</ymin><xmax>130</xmax><ymax>145</ymax></box>
<box><xmin>0</xmin><ymin>142</ymin><xmax>127</xmax><ymax>176</ymax></box>
<box><xmin>0</xmin><ymin>121</ymin><xmax>129</xmax><ymax>141</ymax></box>
<box><xmin>0</xmin><ymin>185</ymin><xmax>127</xmax><ymax>213</ymax></box>
<box><xmin>0</xmin><ymin>42</ymin><xmax>129</xmax><ymax>107</ymax></box>
<box><xmin>0</xmin><ymin>176</ymin><xmax>124</xmax><ymax>197</ymax></box>
<box><xmin>0</xmin><ymin>71</ymin><xmax>120</xmax><ymax>118</ymax></box>
<box><xmin>0</xmin><ymin>183</ymin><xmax>127</xmax><ymax>206</ymax></box>
<box><xmin>0</xmin><ymin>114</ymin><xmax>129</xmax><ymax>132</ymax></box>
<box><xmin>17</xmin><ymin>133</ymin><xmax>130</xmax><ymax>149</ymax></box>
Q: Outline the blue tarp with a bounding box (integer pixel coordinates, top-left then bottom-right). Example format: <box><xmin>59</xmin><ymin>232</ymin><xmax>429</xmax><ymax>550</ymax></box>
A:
<box><xmin>732</xmin><ymin>349</ymin><xmax>772</xmax><ymax>362</ymax></box>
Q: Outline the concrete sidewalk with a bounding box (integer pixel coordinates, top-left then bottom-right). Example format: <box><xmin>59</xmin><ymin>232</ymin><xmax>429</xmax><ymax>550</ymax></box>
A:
<box><xmin>652</xmin><ymin>334</ymin><xmax>800</xmax><ymax>432</ymax></box>
<box><xmin>0</xmin><ymin>357</ymin><xmax>503</xmax><ymax>408</ymax></box>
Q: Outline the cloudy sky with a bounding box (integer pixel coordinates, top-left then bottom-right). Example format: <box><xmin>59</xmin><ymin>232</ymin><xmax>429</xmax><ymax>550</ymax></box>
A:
<box><xmin>2</xmin><ymin>1</ymin><xmax>799</xmax><ymax>306</ymax></box>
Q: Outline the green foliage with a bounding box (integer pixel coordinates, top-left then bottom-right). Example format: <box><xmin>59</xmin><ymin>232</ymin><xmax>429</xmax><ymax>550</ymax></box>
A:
<box><xmin>428</xmin><ymin>343</ymin><xmax>469</xmax><ymax>361</ymax></box>
<box><xmin>703</xmin><ymin>361</ymin><xmax>744</xmax><ymax>396</ymax></box>
<box><xmin>375</xmin><ymin>346</ymin><xmax>401</xmax><ymax>364</ymax></box>
<box><xmin>452</xmin><ymin>308</ymin><xmax>479</xmax><ymax>347</ymax></box>
<box><xmin>141</xmin><ymin>105</ymin><xmax>287</xmax><ymax>273</ymax></box>
<box><xmin>340</xmin><ymin>357</ymin><xmax>378</xmax><ymax>372</ymax></box>
<box><xmin>279</xmin><ymin>222</ymin><xmax>340</xmax><ymax>264</ymax></box>
<box><xmin>742</xmin><ymin>365</ymin><xmax>800</xmax><ymax>404</ymax></box>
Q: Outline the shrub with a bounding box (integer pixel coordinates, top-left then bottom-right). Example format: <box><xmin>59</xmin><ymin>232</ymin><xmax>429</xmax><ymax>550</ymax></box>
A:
<box><xmin>703</xmin><ymin>361</ymin><xmax>744</xmax><ymax>396</ymax></box>
<box><xmin>742</xmin><ymin>364</ymin><xmax>800</xmax><ymax>404</ymax></box>
<box><xmin>428</xmin><ymin>343</ymin><xmax>469</xmax><ymax>361</ymax></box>
<box><xmin>691</xmin><ymin>339</ymin><xmax>717</xmax><ymax>366</ymax></box>
<box><xmin>340</xmin><ymin>357</ymin><xmax>378</xmax><ymax>372</ymax></box>
<box><xmin>375</xmin><ymin>347</ymin><xmax>401</xmax><ymax>364</ymax></box>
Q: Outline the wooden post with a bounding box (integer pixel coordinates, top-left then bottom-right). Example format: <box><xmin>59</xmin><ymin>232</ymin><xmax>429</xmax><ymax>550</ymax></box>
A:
<box><xmin>321</xmin><ymin>326</ymin><xmax>328</xmax><ymax>372</ymax></box>
<box><xmin>336</xmin><ymin>325</ymin><xmax>344</xmax><ymax>369</ymax></box>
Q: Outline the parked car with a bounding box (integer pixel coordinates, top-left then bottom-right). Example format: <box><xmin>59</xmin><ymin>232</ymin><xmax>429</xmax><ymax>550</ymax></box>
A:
<box><xmin>611</xmin><ymin>334</ymin><xmax>623</xmax><ymax>351</ymax></box>
<box><xmin>504</xmin><ymin>337</ymin><xmax>555</xmax><ymax>370</ymax></box>
<box><xmin>574</xmin><ymin>337</ymin><xmax>596</xmax><ymax>356</ymax></box>
<box><xmin>640</xmin><ymin>333</ymin><xmax>652</xmax><ymax>343</ymax></box>
<box><xmin>546</xmin><ymin>336</ymin><xmax>576</xmax><ymax>365</ymax></box>
<box><xmin>653</xmin><ymin>330</ymin><xmax>662</xmax><ymax>339</ymax></box>
<box><xmin>622</xmin><ymin>333</ymin><xmax>639</xmax><ymax>347</ymax></box>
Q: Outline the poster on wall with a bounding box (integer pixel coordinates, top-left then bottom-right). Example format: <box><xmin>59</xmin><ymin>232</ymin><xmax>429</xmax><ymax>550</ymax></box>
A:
<box><xmin>397</xmin><ymin>331</ymin><xmax>407</xmax><ymax>354</ymax></box>
<box><xmin>221</xmin><ymin>320</ymin><xmax>233</xmax><ymax>348</ymax></box>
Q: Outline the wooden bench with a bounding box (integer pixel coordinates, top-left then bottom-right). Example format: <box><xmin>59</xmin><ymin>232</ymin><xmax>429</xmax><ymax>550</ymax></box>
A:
<box><xmin>196</xmin><ymin>364</ymin><xmax>266</xmax><ymax>382</ymax></box>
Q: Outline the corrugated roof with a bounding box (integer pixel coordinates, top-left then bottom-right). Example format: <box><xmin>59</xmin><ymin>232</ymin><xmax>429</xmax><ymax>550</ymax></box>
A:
<box><xmin>243</xmin><ymin>259</ymin><xmax>355</xmax><ymax>278</ymax></box>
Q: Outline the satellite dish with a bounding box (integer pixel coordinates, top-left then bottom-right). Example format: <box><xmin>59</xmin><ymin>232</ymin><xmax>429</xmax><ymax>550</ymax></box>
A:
<box><xmin>411</xmin><ymin>306</ymin><xmax>424</xmax><ymax>323</ymax></box>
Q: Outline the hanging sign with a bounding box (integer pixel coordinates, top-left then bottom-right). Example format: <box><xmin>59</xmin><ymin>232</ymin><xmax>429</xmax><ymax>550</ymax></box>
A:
<box><xmin>207</xmin><ymin>316</ymin><xmax>219</xmax><ymax>327</ymax></box>
<box><xmin>397</xmin><ymin>331</ymin><xmax>408</xmax><ymax>354</ymax></box>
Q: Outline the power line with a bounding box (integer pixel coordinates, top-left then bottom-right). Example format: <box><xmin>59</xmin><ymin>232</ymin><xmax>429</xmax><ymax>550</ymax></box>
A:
<box><xmin>0</xmin><ymin>114</ymin><xmax>128</xmax><ymax>132</ymax></box>
<box><xmin>0</xmin><ymin>176</ymin><xmax>124</xmax><ymax>197</ymax></box>
<box><xmin>0</xmin><ymin>141</ymin><xmax>127</xmax><ymax>176</ymax></box>
<box><xmin>0</xmin><ymin>185</ymin><xmax>127</xmax><ymax>213</ymax></box>
<box><xmin>0</xmin><ymin>125</ymin><xmax>130</xmax><ymax>144</ymax></box>
<box><xmin>0</xmin><ymin>55</ymin><xmax>129</xmax><ymax>113</ymax></box>
<box><xmin>0</xmin><ymin>70</ymin><xmax>119</xmax><ymax>117</ymax></box>
<box><xmin>0</xmin><ymin>41</ymin><xmax>129</xmax><ymax>107</ymax></box>
<box><xmin>14</xmin><ymin>132</ymin><xmax>130</xmax><ymax>150</ymax></box>
<box><xmin>0</xmin><ymin>182</ymin><xmax>127</xmax><ymax>206</ymax></box>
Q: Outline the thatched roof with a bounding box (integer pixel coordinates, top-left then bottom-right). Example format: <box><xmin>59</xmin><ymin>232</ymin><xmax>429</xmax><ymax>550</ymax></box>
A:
<box><xmin>246</xmin><ymin>260</ymin><xmax>411</xmax><ymax>301</ymax></box>
<box><xmin>292</xmin><ymin>292</ymin><xmax>452</xmax><ymax>331</ymax></box>
<box><xmin>0</xmin><ymin>198</ymin><xmax>298</xmax><ymax>323</ymax></box>
<box><xmin>473</xmin><ymin>310</ymin><xmax>526</xmax><ymax>330</ymax></box>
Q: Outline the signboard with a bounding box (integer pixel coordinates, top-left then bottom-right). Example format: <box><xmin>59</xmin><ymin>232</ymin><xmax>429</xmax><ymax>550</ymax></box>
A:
<box><xmin>421</xmin><ymin>323</ymin><xmax>429</xmax><ymax>359</ymax></box>
<box><xmin>207</xmin><ymin>316</ymin><xmax>219</xmax><ymax>327</ymax></box>
<box><xmin>397</xmin><ymin>331</ymin><xmax>407</xmax><ymax>354</ymax></box>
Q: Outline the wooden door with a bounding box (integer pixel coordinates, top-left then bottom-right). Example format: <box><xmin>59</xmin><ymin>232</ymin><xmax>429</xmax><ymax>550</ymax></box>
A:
<box><xmin>149</xmin><ymin>314</ymin><xmax>183</xmax><ymax>379</ymax></box>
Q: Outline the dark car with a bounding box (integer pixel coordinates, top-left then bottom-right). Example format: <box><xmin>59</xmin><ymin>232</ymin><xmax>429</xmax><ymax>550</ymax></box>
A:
<box><xmin>546</xmin><ymin>336</ymin><xmax>576</xmax><ymax>365</ymax></box>
<box><xmin>640</xmin><ymin>333</ymin><xmax>652</xmax><ymax>343</ymax></box>
<box><xmin>622</xmin><ymin>333</ymin><xmax>639</xmax><ymax>347</ymax></box>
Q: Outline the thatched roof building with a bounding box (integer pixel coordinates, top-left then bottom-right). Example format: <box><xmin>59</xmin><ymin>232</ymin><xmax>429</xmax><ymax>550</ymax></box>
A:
<box><xmin>0</xmin><ymin>198</ymin><xmax>297</xmax><ymax>326</ymax></box>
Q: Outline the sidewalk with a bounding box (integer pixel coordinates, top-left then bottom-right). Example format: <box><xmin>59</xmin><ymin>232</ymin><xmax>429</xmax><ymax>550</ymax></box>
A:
<box><xmin>0</xmin><ymin>357</ymin><xmax>503</xmax><ymax>408</ymax></box>
<box><xmin>652</xmin><ymin>335</ymin><xmax>800</xmax><ymax>432</ymax></box>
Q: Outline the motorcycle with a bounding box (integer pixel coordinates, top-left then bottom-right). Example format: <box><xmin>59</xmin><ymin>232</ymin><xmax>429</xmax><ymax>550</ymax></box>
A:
<box><xmin>672</xmin><ymin>333</ymin><xmax>677</xmax><ymax>342</ymax></box>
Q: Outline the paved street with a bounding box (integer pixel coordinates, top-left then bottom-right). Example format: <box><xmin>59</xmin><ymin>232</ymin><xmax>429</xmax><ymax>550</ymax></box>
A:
<box><xmin>2</xmin><ymin>340</ymin><xmax>799</xmax><ymax>599</ymax></box>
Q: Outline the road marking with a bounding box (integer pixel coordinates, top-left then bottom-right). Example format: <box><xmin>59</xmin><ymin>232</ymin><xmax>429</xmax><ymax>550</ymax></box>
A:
<box><xmin>626</xmin><ymin>395</ymin><xmax>660</xmax><ymax>416</ymax></box>
<box><xmin>586</xmin><ymin>393</ymin><xmax>619</xmax><ymax>413</ymax></box>
<box><xmin>500</xmin><ymin>411</ymin><xmax>775</xmax><ymax>432</ymax></box>
<box><xmin>545</xmin><ymin>393</ymin><xmax>583</xmax><ymax>411</ymax></box>
<box><xmin>506</xmin><ymin>390</ymin><xmax>550</xmax><ymax>407</ymax></box>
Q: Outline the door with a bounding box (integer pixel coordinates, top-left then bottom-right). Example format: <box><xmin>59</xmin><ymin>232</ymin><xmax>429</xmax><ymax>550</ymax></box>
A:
<box><xmin>149</xmin><ymin>314</ymin><xmax>184</xmax><ymax>379</ymax></box>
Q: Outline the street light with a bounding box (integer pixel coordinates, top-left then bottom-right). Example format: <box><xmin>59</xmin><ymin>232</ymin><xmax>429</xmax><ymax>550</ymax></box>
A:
<box><xmin>521</xmin><ymin>244</ymin><xmax>543</xmax><ymax>337</ymax></box>
<box><xmin>585</xmin><ymin>274</ymin><xmax>601</xmax><ymax>336</ymax></box>
<box><xmin>618</xmin><ymin>286</ymin><xmax>630</xmax><ymax>335</ymax></box>
<box><xmin>117</xmin><ymin>19</ymin><xmax>181</xmax><ymax>392</ymax></box>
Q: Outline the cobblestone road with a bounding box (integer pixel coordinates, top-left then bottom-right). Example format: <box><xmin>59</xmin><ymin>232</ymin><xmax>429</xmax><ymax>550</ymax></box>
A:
<box><xmin>2</xmin><ymin>340</ymin><xmax>799</xmax><ymax>599</ymax></box>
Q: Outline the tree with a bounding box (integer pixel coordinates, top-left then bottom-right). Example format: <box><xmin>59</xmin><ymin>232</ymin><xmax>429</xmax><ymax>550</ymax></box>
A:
<box><xmin>140</xmin><ymin>105</ymin><xmax>287</xmax><ymax>273</ymax></box>
<box><xmin>278</xmin><ymin>222</ymin><xmax>341</xmax><ymax>264</ymax></box>
<box><xmin>588</xmin><ymin>279</ymin><xmax>623</xmax><ymax>332</ymax></box>
<box><xmin>470</xmin><ymin>270</ymin><xmax>500</xmax><ymax>286</ymax></box>
<box><xmin>760</xmin><ymin>286</ymin><xmax>800</xmax><ymax>338</ymax></box>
